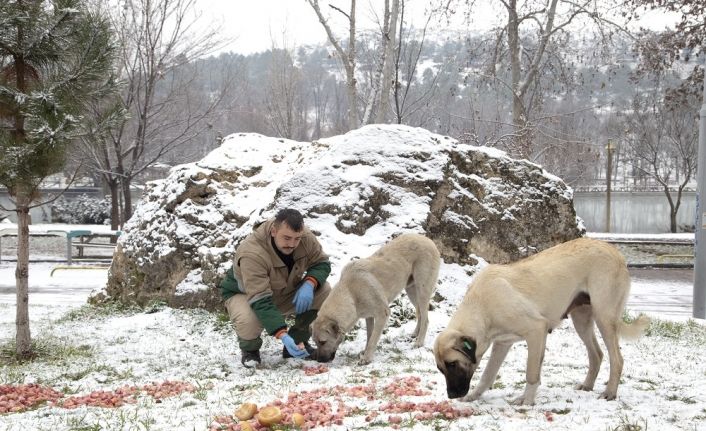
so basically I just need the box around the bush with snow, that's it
[50,194,111,225]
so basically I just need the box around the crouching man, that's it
[219,208,331,367]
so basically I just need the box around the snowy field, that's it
[1,256,705,431]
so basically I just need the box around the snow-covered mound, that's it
[94,125,583,309]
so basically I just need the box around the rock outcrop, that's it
[92,125,584,310]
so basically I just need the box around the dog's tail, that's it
[618,314,651,340]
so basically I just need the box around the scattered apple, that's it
[292,412,305,426]
[234,402,258,421]
[256,405,283,427]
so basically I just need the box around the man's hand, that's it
[292,279,315,314]
[280,334,309,359]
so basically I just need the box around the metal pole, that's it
[694,72,706,319]
[606,140,613,233]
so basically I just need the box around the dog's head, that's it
[310,315,345,363]
[433,329,480,399]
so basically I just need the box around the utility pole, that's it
[606,140,615,233]
[695,72,706,319]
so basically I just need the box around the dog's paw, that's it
[463,390,482,402]
[357,353,372,365]
[598,390,617,400]
[574,383,594,392]
[510,394,536,406]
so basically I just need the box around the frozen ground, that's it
[1,249,705,430]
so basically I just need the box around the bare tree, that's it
[76,0,229,227]
[264,49,306,140]
[391,1,444,125]
[440,0,626,158]
[359,0,400,124]
[375,0,400,123]
[623,85,698,232]
[307,0,359,130]
[301,52,335,140]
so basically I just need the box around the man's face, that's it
[271,222,303,255]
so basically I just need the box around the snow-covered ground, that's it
[1,251,705,430]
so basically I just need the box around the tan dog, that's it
[434,237,650,405]
[311,233,440,364]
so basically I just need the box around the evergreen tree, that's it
[0,0,118,358]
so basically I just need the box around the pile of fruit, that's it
[0,380,195,413]
[211,375,475,430]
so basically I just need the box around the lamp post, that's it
[694,71,706,319]
[605,139,616,233]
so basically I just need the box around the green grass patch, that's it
[666,394,697,404]
[551,407,572,415]
[491,380,506,390]
[0,336,93,367]
[56,301,142,323]
[212,310,233,332]
[605,415,648,431]
[57,363,135,384]
[644,318,706,342]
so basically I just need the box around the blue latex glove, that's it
[292,280,315,314]
[280,334,309,359]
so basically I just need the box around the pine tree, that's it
[0,0,118,359]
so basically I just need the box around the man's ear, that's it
[459,337,477,364]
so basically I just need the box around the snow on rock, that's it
[94,125,584,310]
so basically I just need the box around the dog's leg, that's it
[463,341,512,402]
[594,317,623,400]
[365,317,374,345]
[570,305,603,391]
[413,299,430,348]
[405,283,430,347]
[405,282,422,339]
[408,260,437,347]
[512,326,548,405]
[359,308,390,365]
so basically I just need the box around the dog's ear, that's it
[324,318,341,337]
[331,321,342,337]
[459,337,477,364]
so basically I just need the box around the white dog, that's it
[434,237,650,405]
[311,234,440,364]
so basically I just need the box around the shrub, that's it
[50,194,111,225]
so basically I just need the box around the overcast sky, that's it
[199,0,677,56]
[199,0,474,55]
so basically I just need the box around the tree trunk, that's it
[346,67,357,130]
[662,185,677,233]
[346,0,358,130]
[376,0,399,124]
[307,0,358,130]
[670,186,684,233]
[15,197,32,358]
[378,0,394,123]
[121,179,133,224]
[506,0,528,157]
[107,178,121,231]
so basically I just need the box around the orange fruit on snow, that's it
[292,412,306,426]
[256,405,283,426]
[233,402,258,421]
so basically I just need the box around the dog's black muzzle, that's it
[443,363,473,399]
[445,376,471,399]
[316,350,336,363]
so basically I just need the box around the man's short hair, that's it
[274,208,304,231]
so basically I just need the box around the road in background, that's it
[628,267,694,318]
